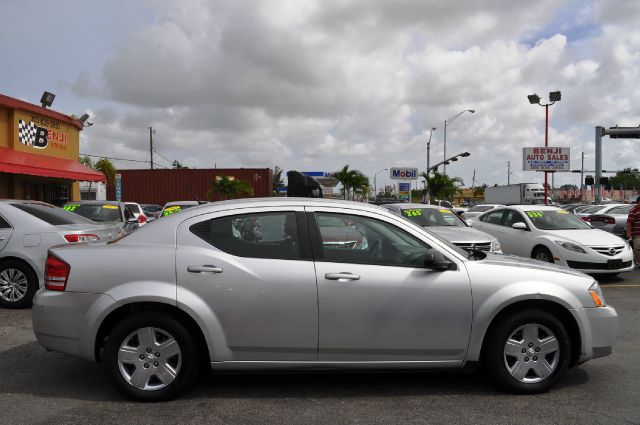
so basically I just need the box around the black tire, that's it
[531,246,553,263]
[484,309,571,394]
[104,312,200,401]
[0,260,39,309]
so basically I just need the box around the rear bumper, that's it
[32,290,118,361]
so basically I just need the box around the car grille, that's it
[566,260,632,270]
[455,242,492,252]
[589,245,626,256]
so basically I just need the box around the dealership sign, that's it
[523,147,570,172]
[16,114,68,151]
[390,167,418,180]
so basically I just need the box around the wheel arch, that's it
[530,243,552,258]
[94,302,210,366]
[478,299,582,368]
[0,255,38,277]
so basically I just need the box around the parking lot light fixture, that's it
[444,110,475,175]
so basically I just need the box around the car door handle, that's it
[325,272,360,281]
[187,265,223,274]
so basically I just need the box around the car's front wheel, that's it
[531,246,553,263]
[104,312,200,401]
[484,309,571,393]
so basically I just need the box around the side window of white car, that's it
[190,211,301,260]
[314,212,431,267]
[482,210,505,225]
[503,211,525,228]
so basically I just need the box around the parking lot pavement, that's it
[1,276,639,425]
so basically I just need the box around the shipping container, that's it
[107,168,273,205]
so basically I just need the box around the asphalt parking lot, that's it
[1,272,639,425]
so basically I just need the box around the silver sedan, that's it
[33,198,617,401]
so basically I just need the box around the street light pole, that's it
[425,127,436,201]
[374,168,388,200]
[443,109,475,175]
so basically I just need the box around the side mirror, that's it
[512,222,527,230]
[424,249,454,271]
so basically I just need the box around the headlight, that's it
[491,240,502,253]
[555,240,586,254]
[588,282,606,307]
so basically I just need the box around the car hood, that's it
[474,252,587,277]
[427,226,496,243]
[542,229,626,246]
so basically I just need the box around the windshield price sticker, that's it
[163,206,182,216]
[527,211,544,218]
[557,210,569,214]
[102,205,119,209]
[439,209,452,214]
[63,204,79,211]
[402,209,423,217]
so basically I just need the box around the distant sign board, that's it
[398,182,410,201]
[391,168,418,180]
[302,171,332,177]
[115,174,122,201]
[523,147,570,172]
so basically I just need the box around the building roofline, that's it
[0,92,83,130]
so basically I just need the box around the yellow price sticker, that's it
[163,206,182,216]
[63,205,79,211]
[402,209,423,217]
[557,210,569,214]
[102,205,119,209]
[527,211,544,218]
[439,209,452,214]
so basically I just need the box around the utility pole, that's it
[580,152,585,202]
[507,162,511,185]
[148,126,154,170]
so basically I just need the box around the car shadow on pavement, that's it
[0,342,592,402]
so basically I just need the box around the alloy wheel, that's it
[0,268,28,303]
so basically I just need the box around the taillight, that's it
[64,234,99,243]
[605,217,615,224]
[45,254,70,291]
[581,217,590,222]
[137,214,147,224]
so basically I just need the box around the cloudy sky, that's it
[2,0,640,190]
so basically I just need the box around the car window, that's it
[607,205,633,215]
[12,202,97,225]
[314,212,432,267]
[190,211,300,260]
[526,210,591,230]
[503,210,525,227]
[64,203,123,222]
[0,215,11,228]
[400,208,464,227]
[481,209,505,225]
[126,204,142,214]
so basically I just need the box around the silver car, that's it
[0,200,118,308]
[382,203,501,253]
[33,198,617,401]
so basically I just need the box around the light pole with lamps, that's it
[425,127,436,201]
[373,168,388,200]
[527,91,561,205]
[443,109,475,175]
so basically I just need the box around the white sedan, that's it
[472,205,634,274]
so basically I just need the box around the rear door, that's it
[175,206,319,361]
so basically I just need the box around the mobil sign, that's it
[390,167,418,180]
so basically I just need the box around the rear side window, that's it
[190,212,301,260]
[12,203,96,225]
[0,215,11,228]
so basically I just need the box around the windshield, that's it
[401,208,465,227]
[12,202,96,225]
[467,205,494,213]
[526,210,591,230]
[64,203,122,222]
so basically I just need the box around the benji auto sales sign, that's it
[523,147,570,172]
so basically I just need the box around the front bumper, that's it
[572,305,618,363]
[32,290,118,362]
[555,246,634,274]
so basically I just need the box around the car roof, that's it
[383,203,450,210]
[503,205,561,212]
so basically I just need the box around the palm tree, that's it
[94,158,117,186]
[272,166,284,194]
[421,171,463,203]
[350,171,370,201]
[207,176,254,201]
[332,165,354,199]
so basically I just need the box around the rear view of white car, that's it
[0,200,118,308]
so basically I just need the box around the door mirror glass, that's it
[423,249,453,271]
[512,222,527,230]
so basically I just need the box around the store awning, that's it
[0,147,106,182]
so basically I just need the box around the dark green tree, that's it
[207,176,254,201]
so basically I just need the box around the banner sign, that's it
[115,174,122,201]
[523,147,570,172]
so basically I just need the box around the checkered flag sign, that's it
[18,119,48,149]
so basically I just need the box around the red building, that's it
[108,168,273,205]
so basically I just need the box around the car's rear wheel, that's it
[0,260,38,309]
[532,246,553,263]
[484,309,571,393]
[104,312,199,401]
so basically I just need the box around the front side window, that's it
[314,212,432,267]
[526,210,591,230]
[503,210,526,228]
[400,208,465,227]
[190,211,300,260]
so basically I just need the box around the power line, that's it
[79,153,170,169]
[153,150,174,166]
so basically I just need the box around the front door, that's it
[175,207,318,361]
[308,209,472,363]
